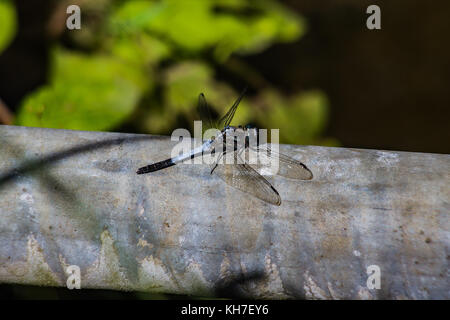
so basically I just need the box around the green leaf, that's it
[108,0,166,36]
[162,61,251,127]
[255,90,329,145]
[109,0,306,61]
[289,90,329,138]
[16,49,148,131]
[110,34,171,66]
[164,61,214,113]
[0,0,17,54]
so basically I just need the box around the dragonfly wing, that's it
[197,93,218,134]
[212,152,281,206]
[217,87,247,128]
[250,145,313,180]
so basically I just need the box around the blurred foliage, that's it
[17,49,147,130]
[0,0,17,54]
[108,0,303,61]
[255,89,335,145]
[15,0,336,146]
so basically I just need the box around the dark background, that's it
[1,0,449,153]
[248,0,450,153]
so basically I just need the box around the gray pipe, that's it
[0,125,448,299]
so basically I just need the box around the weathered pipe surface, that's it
[0,125,448,299]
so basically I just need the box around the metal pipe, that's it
[0,125,448,299]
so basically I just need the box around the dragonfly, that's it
[137,89,313,205]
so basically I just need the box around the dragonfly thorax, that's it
[215,125,260,152]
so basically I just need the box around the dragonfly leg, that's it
[210,151,226,174]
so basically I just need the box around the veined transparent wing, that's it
[211,151,281,206]
[217,87,247,128]
[196,93,220,135]
[248,144,313,180]
[196,88,247,135]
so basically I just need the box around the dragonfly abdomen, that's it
[136,159,175,174]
